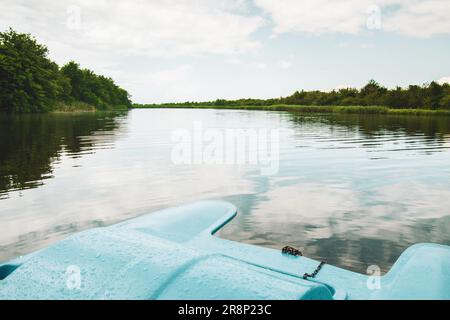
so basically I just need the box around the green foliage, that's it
[439,93,450,109]
[60,62,131,110]
[135,79,450,113]
[0,28,132,113]
[0,28,63,113]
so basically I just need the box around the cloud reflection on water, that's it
[1,110,450,274]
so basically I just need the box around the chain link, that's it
[303,261,326,280]
[281,246,326,280]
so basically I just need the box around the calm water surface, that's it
[1,109,450,274]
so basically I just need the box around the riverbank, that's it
[52,102,130,113]
[53,102,97,113]
[132,104,450,116]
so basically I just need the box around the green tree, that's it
[424,81,444,109]
[439,95,450,109]
[359,80,387,106]
[61,61,132,110]
[0,28,64,113]
[1,28,132,113]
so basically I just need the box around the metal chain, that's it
[281,246,326,280]
[302,261,326,280]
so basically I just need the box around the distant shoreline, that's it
[132,104,450,116]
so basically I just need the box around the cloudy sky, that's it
[1,0,449,103]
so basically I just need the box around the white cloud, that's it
[226,58,267,69]
[277,60,293,69]
[1,0,448,103]
[0,0,264,58]
[360,43,375,49]
[254,0,450,37]
[437,76,450,85]
[384,0,450,37]
[255,0,371,35]
[115,65,198,103]
[0,0,266,102]
[254,62,267,69]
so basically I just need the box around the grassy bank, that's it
[132,104,450,116]
[53,102,97,113]
[52,101,131,113]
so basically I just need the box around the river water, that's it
[1,109,449,274]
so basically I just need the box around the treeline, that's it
[0,28,132,113]
[137,80,450,110]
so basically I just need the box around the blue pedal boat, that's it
[1,201,449,300]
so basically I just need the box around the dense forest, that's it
[137,81,450,111]
[0,29,132,113]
